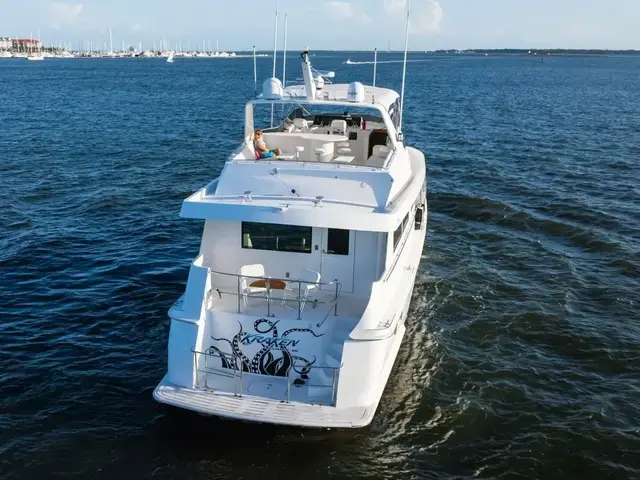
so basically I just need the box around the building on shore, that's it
[0,37,12,51]
[12,38,42,53]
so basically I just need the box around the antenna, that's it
[399,0,410,134]
[282,13,288,88]
[271,0,279,127]
[372,48,378,104]
[272,0,279,77]
[253,45,257,97]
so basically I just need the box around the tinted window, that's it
[393,223,403,250]
[326,229,350,255]
[393,212,411,251]
[242,222,312,254]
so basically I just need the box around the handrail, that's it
[193,348,243,395]
[208,268,339,287]
[316,281,342,328]
[193,348,341,406]
[207,269,341,321]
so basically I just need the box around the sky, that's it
[0,0,639,51]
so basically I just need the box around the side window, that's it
[326,229,350,255]
[393,223,403,250]
[393,211,412,251]
[242,222,312,254]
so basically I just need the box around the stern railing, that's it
[193,348,341,406]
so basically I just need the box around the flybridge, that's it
[256,48,401,112]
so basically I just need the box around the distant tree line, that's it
[433,49,640,55]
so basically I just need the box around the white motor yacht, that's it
[154,48,427,428]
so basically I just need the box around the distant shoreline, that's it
[336,49,640,56]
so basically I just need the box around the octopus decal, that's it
[207,319,323,380]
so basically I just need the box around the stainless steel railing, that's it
[193,348,244,395]
[206,269,342,322]
[192,348,341,406]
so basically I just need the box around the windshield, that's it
[251,102,387,133]
[285,104,384,130]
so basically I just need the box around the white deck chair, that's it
[331,119,347,136]
[282,269,321,313]
[293,118,309,132]
[239,264,268,307]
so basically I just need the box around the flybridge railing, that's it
[206,269,341,326]
[192,348,341,406]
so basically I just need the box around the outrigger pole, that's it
[399,0,411,135]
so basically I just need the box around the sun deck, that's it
[234,129,394,168]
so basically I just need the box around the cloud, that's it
[411,0,444,34]
[50,2,83,29]
[384,0,406,12]
[326,1,372,24]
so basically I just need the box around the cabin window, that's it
[415,206,424,230]
[241,222,312,254]
[393,212,411,251]
[393,223,403,250]
[326,229,350,255]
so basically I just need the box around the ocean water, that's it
[1,52,639,479]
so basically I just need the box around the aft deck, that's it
[205,283,365,326]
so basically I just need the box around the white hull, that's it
[154,48,427,428]
[154,323,407,427]
[154,151,426,427]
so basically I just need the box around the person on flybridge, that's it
[253,130,281,159]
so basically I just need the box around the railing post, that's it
[237,276,241,313]
[267,278,271,317]
[297,280,302,320]
[204,352,209,390]
[334,280,339,316]
[193,350,198,389]
[331,368,336,405]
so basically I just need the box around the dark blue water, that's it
[1,53,639,479]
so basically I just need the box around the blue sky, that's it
[1,0,639,50]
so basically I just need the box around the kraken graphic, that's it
[207,319,323,379]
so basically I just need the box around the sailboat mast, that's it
[372,48,378,104]
[253,45,258,97]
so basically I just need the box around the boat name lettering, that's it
[241,333,300,348]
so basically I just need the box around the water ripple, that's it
[1,53,639,479]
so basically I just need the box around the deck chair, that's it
[239,264,268,307]
[282,269,321,313]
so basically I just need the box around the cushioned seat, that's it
[293,118,309,132]
[367,144,390,167]
[331,119,347,136]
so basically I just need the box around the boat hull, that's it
[153,322,407,428]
